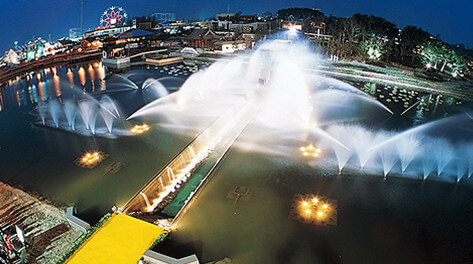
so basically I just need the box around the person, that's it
[0,249,6,262]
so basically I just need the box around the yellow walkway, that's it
[66,212,165,264]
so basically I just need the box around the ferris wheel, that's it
[99,6,128,28]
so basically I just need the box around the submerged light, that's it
[300,144,322,158]
[131,123,150,134]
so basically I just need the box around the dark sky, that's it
[2,0,472,53]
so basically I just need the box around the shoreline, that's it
[0,180,81,263]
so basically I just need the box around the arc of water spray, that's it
[400,101,420,116]
[311,126,349,150]
[461,110,473,120]
[99,104,119,119]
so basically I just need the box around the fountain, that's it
[34,93,127,137]
[142,78,169,101]
[55,38,468,184]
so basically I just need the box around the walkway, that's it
[65,212,165,264]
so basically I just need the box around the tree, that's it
[398,25,431,66]
[276,8,326,20]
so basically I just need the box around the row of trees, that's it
[278,8,472,77]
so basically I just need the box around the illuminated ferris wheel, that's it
[99,6,128,28]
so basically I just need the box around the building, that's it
[69,28,82,41]
[213,40,247,53]
[3,49,20,65]
[102,28,156,58]
[150,13,176,23]
[216,13,235,20]
[84,26,133,38]
[225,22,270,32]
[182,28,223,49]
[138,22,153,30]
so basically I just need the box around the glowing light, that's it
[300,144,322,158]
[100,6,128,28]
[292,194,337,226]
[131,123,151,134]
[289,25,298,35]
[426,62,432,69]
[75,151,108,168]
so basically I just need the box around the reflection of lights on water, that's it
[66,68,74,88]
[300,144,322,158]
[131,123,150,134]
[78,67,86,86]
[53,75,61,97]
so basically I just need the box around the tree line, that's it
[277,8,472,77]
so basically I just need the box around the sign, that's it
[15,225,25,245]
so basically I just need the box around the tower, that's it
[81,0,84,36]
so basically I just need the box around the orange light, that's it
[131,123,151,134]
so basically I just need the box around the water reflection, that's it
[78,66,86,88]
[15,90,21,106]
[66,68,74,88]
[53,75,61,97]
[37,81,46,101]
[356,81,458,125]
[0,61,107,108]
[95,62,106,91]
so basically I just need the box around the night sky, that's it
[1,0,472,53]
